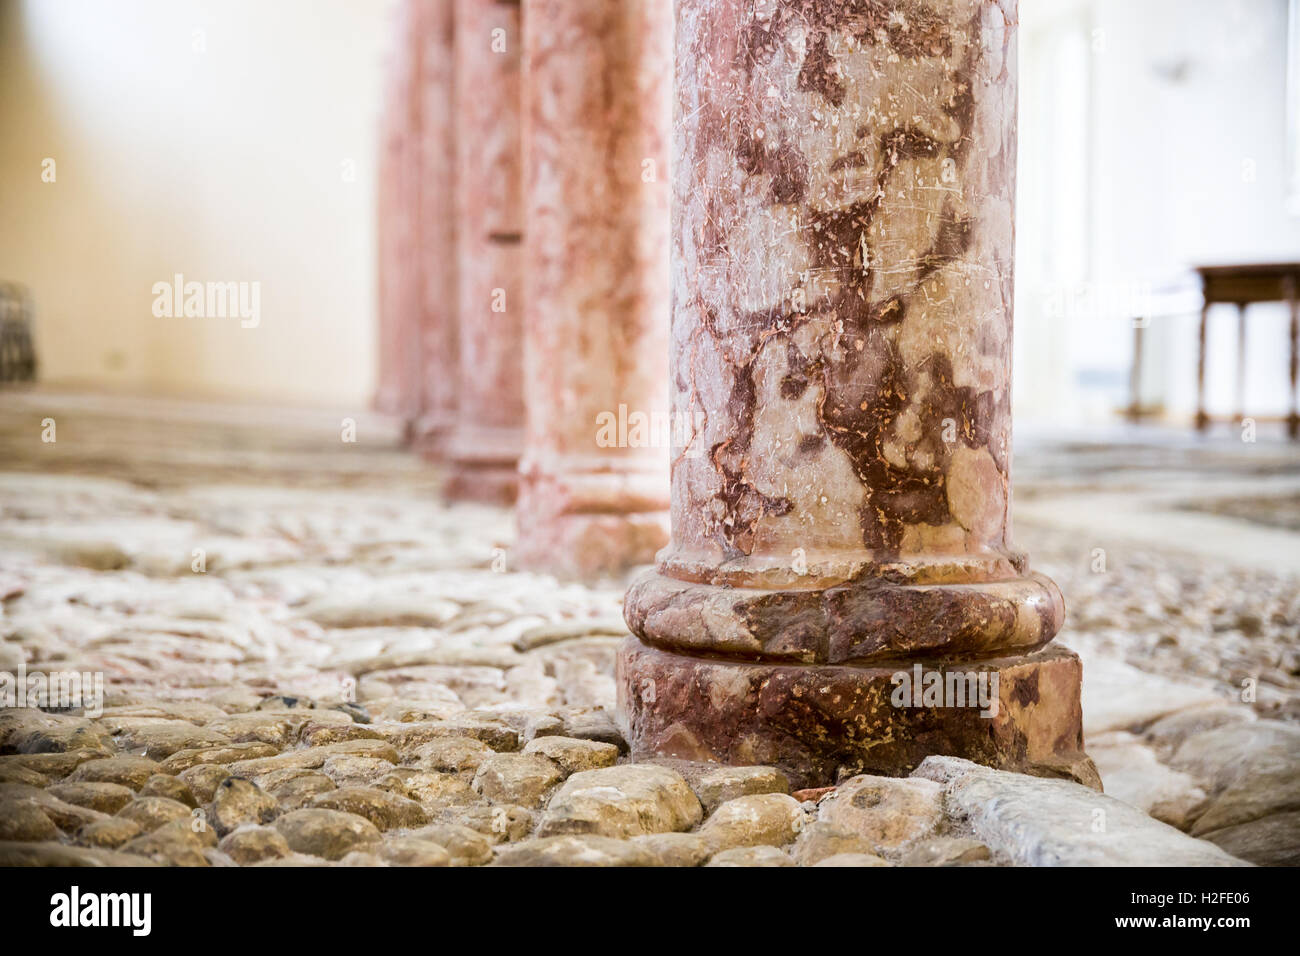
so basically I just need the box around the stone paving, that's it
[0,397,1295,865]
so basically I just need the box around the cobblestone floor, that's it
[0,395,1295,866]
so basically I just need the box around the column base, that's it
[515,511,668,581]
[514,459,669,580]
[624,567,1064,665]
[443,464,519,505]
[616,637,1097,791]
[443,425,522,505]
[411,411,456,461]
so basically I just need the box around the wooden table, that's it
[1194,262,1300,438]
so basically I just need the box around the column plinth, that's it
[514,0,672,578]
[618,0,1094,788]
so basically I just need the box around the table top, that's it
[1193,262,1300,304]
[1194,261,1300,278]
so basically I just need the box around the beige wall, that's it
[0,0,394,407]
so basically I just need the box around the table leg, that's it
[1235,302,1247,424]
[1289,286,1299,440]
[1127,319,1145,421]
[1196,302,1210,431]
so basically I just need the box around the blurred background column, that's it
[412,0,459,457]
[514,0,672,580]
[444,0,526,503]
[373,0,422,425]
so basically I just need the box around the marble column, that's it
[618,0,1095,789]
[412,0,459,456]
[514,0,672,579]
[374,0,422,425]
[444,0,526,503]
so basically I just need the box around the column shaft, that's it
[515,0,673,578]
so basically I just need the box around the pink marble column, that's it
[374,0,423,424]
[514,0,672,579]
[412,0,459,456]
[444,0,525,503]
[618,0,1094,788]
